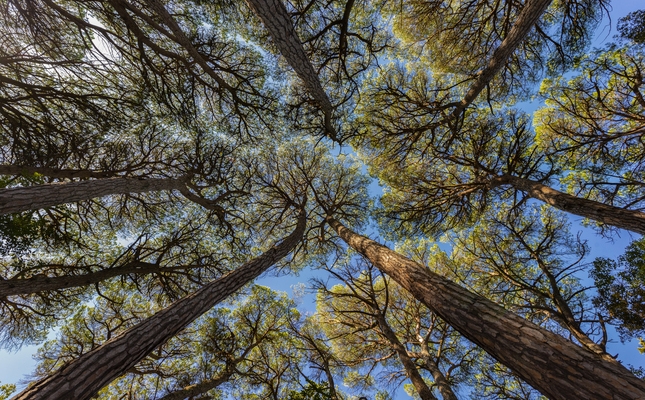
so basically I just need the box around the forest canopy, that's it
[0,0,644,399]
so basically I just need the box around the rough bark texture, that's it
[244,0,337,138]
[14,210,306,400]
[0,261,173,297]
[0,177,185,215]
[375,313,437,400]
[498,174,645,235]
[326,215,645,400]
[0,165,116,179]
[455,0,552,114]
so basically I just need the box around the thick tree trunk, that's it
[244,0,337,138]
[0,262,193,297]
[0,165,116,179]
[326,216,645,400]
[454,0,552,114]
[0,177,185,215]
[375,313,437,400]
[14,210,306,400]
[497,174,645,235]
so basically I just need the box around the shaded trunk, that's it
[0,165,116,179]
[14,210,306,400]
[454,0,552,114]
[326,215,645,400]
[0,177,186,215]
[498,174,645,235]
[244,0,337,138]
[0,261,190,297]
[375,313,437,400]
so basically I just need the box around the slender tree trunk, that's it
[326,215,645,400]
[420,354,457,400]
[0,262,196,297]
[415,333,458,400]
[0,165,116,179]
[497,174,645,235]
[13,210,306,400]
[375,313,437,400]
[0,177,185,215]
[454,0,552,114]
[156,370,234,400]
[521,236,612,359]
[244,0,337,138]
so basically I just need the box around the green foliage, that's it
[287,381,333,400]
[534,44,645,216]
[0,213,44,256]
[618,10,645,44]
[0,383,16,400]
[591,238,645,339]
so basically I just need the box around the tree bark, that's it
[244,0,337,138]
[375,313,437,400]
[454,0,553,115]
[497,174,645,235]
[326,215,645,400]
[13,209,306,400]
[420,354,457,400]
[0,177,186,215]
[0,261,190,298]
[156,369,234,400]
[0,165,116,179]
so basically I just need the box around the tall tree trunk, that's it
[0,262,194,297]
[497,174,645,235]
[0,177,186,215]
[454,0,552,115]
[375,313,437,400]
[0,165,116,179]
[326,215,645,400]
[244,0,337,139]
[14,209,306,400]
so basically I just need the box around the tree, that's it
[359,101,645,236]
[534,43,645,230]
[325,214,645,400]
[33,285,300,400]
[389,0,608,97]
[591,238,645,339]
[13,208,307,400]
[316,261,439,400]
[451,204,609,358]
[315,257,473,400]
